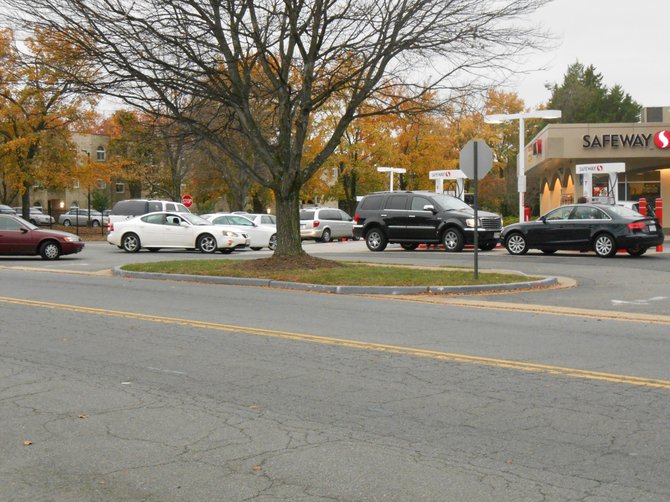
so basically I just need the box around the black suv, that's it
[353,191,502,252]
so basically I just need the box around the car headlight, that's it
[222,230,240,237]
[63,236,81,242]
[465,218,481,228]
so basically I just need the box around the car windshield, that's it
[181,213,212,225]
[429,194,472,211]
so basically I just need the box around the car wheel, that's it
[400,243,419,251]
[626,246,647,257]
[365,228,387,251]
[39,240,61,260]
[198,234,217,253]
[478,241,496,251]
[220,248,234,254]
[320,229,332,243]
[593,233,617,258]
[541,249,557,255]
[122,233,141,253]
[62,219,71,227]
[505,232,528,255]
[268,234,277,251]
[92,220,100,227]
[442,228,464,252]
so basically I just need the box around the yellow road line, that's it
[2,296,670,390]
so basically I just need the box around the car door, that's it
[529,206,575,247]
[161,213,195,247]
[320,209,342,238]
[380,194,409,239]
[566,205,608,248]
[0,216,39,254]
[339,210,354,238]
[407,195,439,240]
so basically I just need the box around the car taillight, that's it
[108,222,114,231]
[313,220,320,228]
[354,213,359,223]
[627,221,646,231]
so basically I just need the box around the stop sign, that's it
[181,194,193,208]
[459,140,493,180]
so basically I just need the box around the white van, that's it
[108,199,191,225]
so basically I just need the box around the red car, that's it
[0,214,85,259]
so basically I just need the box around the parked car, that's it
[58,208,108,227]
[242,213,277,228]
[202,213,277,250]
[0,204,16,215]
[616,200,656,218]
[353,191,502,252]
[108,199,191,225]
[14,207,55,226]
[107,211,249,253]
[0,214,84,259]
[300,207,354,242]
[501,203,664,257]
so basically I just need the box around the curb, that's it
[112,266,559,295]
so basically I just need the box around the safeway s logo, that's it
[654,130,670,149]
[596,165,604,171]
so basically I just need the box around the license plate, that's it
[649,224,656,232]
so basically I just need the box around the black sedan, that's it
[0,214,85,259]
[501,204,664,258]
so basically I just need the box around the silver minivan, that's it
[299,207,354,242]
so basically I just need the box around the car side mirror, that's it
[21,227,28,233]
[539,216,547,223]
[423,204,436,213]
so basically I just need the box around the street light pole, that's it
[484,109,561,223]
[376,166,407,192]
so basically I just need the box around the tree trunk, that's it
[273,188,304,257]
[21,182,32,220]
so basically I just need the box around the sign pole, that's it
[473,143,479,280]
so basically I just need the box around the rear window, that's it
[300,210,315,220]
[609,205,647,218]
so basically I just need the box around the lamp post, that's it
[377,166,406,191]
[484,109,561,223]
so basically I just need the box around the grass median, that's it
[120,255,538,287]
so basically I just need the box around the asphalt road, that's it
[1,241,669,500]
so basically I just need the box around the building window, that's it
[73,179,80,189]
[115,183,125,194]
[96,146,106,161]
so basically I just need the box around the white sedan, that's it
[202,213,277,251]
[107,211,249,253]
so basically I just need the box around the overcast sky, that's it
[510,0,670,109]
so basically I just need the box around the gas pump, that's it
[576,163,625,204]
[429,170,467,200]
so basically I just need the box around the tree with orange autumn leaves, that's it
[0,27,109,215]
[302,89,532,215]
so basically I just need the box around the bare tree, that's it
[5,0,550,256]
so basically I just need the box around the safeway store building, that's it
[525,106,670,227]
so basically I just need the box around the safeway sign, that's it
[181,194,193,208]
